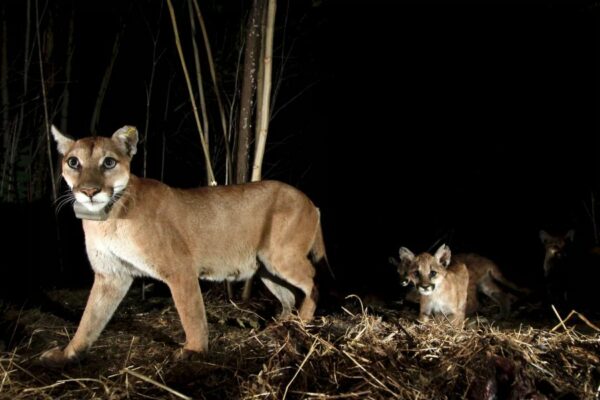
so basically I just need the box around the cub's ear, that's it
[398,247,415,264]
[112,126,138,157]
[565,229,575,242]
[388,256,400,267]
[434,244,451,267]
[51,125,75,155]
[539,230,551,244]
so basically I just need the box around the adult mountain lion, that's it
[41,125,326,366]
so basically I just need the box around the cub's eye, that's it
[66,157,80,169]
[103,157,117,169]
[429,270,437,278]
[412,271,419,278]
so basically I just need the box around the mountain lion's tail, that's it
[311,210,334,279]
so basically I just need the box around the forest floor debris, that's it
[1,285,599,399]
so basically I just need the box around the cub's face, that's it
[539,230,573,260]
[398,244,451,296]
[408,254,448,296]
[389,256,410,287]
[52,126,138,212]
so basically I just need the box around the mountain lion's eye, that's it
[430,270,437,278]
[103,157,117,169]
[413,271,419,278]
[67,157,80,169]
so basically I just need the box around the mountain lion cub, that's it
[399,244,468,327]
[41,125,326,366]
[393,251,525,317]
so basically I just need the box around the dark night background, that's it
[1,0,598,307]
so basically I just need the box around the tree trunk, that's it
[236,0,263,185]
[243,0,275,302]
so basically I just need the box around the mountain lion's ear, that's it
[434,244,451,268]
[539,230,551,245]
[112,126,138,157]
[51,125,75,155]
[565,229,575,242]
[398,247,415,264]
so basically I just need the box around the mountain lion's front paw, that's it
[172,347,203,362]
[39,346,79,368]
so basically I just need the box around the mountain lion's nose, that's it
[80,187,101,198]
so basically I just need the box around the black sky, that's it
[2,0,598,296]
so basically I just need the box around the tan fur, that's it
[389,256,421,304]
[399,245,468,327]
[40,126,326,366]
[395,251,526,317]
[453,253,525,317]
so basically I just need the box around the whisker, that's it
[54,190,76,215]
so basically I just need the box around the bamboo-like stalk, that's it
[190,0,231,184]
[143,26,161,179]
[226,41,246,299]
[166,0,216,186]
[18,0,32,139]
[187,0,209,153]
[160,75,174,182]
[1,124,16,200]
[90,25,124,135]
[35,0,56,201]
[1,4,9,200]
[141,11,164,302]
[591,192,598,246]
[59,7,74,134]
[251,0,276,183]
[1,5,8,135]
[252,0,267,176]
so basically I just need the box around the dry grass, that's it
[0,287,599,399]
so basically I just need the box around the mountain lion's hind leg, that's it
[258,268,296,318]
[260,252,317,321]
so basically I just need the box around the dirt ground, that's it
[1,283,599,399]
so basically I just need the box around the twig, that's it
[187,0,209,167]
[228,299,266,321]
[550,305,574,341]
[190,0,232,184]
[89,16,125,135]
[550,309,600,333]
[122,367,192,400]
[342,350,399,398]
[23,377,109,394]
[282,338,318,400]
[165,0,216,186]
[290,390,372,399]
